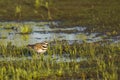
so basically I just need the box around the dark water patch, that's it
[16,32,32,35]
[34,29,82,34]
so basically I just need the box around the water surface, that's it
[0,21,115,46]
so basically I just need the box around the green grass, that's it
[0,41,119,79]
[19,24,32,34]
[0,0,119,35]
[0,0,119,79]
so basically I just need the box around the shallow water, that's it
[0,54,87,63]
[0,21,119,62]
[0,21,117,46]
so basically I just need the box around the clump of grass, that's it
[0,42,33,57]
[48,41,119,79]
[45,1,52,20]
[15,5,22,20]
[0,41,119,79]
[19,24,32,34]
[34,0,43,14]
[34,0,43,9]
[34,0,52,20]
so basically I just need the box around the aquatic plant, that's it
[19,24,32,34]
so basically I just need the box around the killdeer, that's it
[27,41,48,54]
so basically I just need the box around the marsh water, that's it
[0,21,120,62]
[0,21,119,45]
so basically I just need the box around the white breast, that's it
[37,49,47,53]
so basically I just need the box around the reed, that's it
[15,5,22,20]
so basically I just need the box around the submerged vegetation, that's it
[0,41,119,79]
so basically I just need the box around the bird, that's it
[27,41,48,54]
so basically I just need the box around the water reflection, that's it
[0,21,119,46]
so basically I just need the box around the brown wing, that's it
[34,43,43,50]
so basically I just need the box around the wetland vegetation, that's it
[0,0,120,80]
[0,41,119,80]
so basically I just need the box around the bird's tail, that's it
[27,45,34,49]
